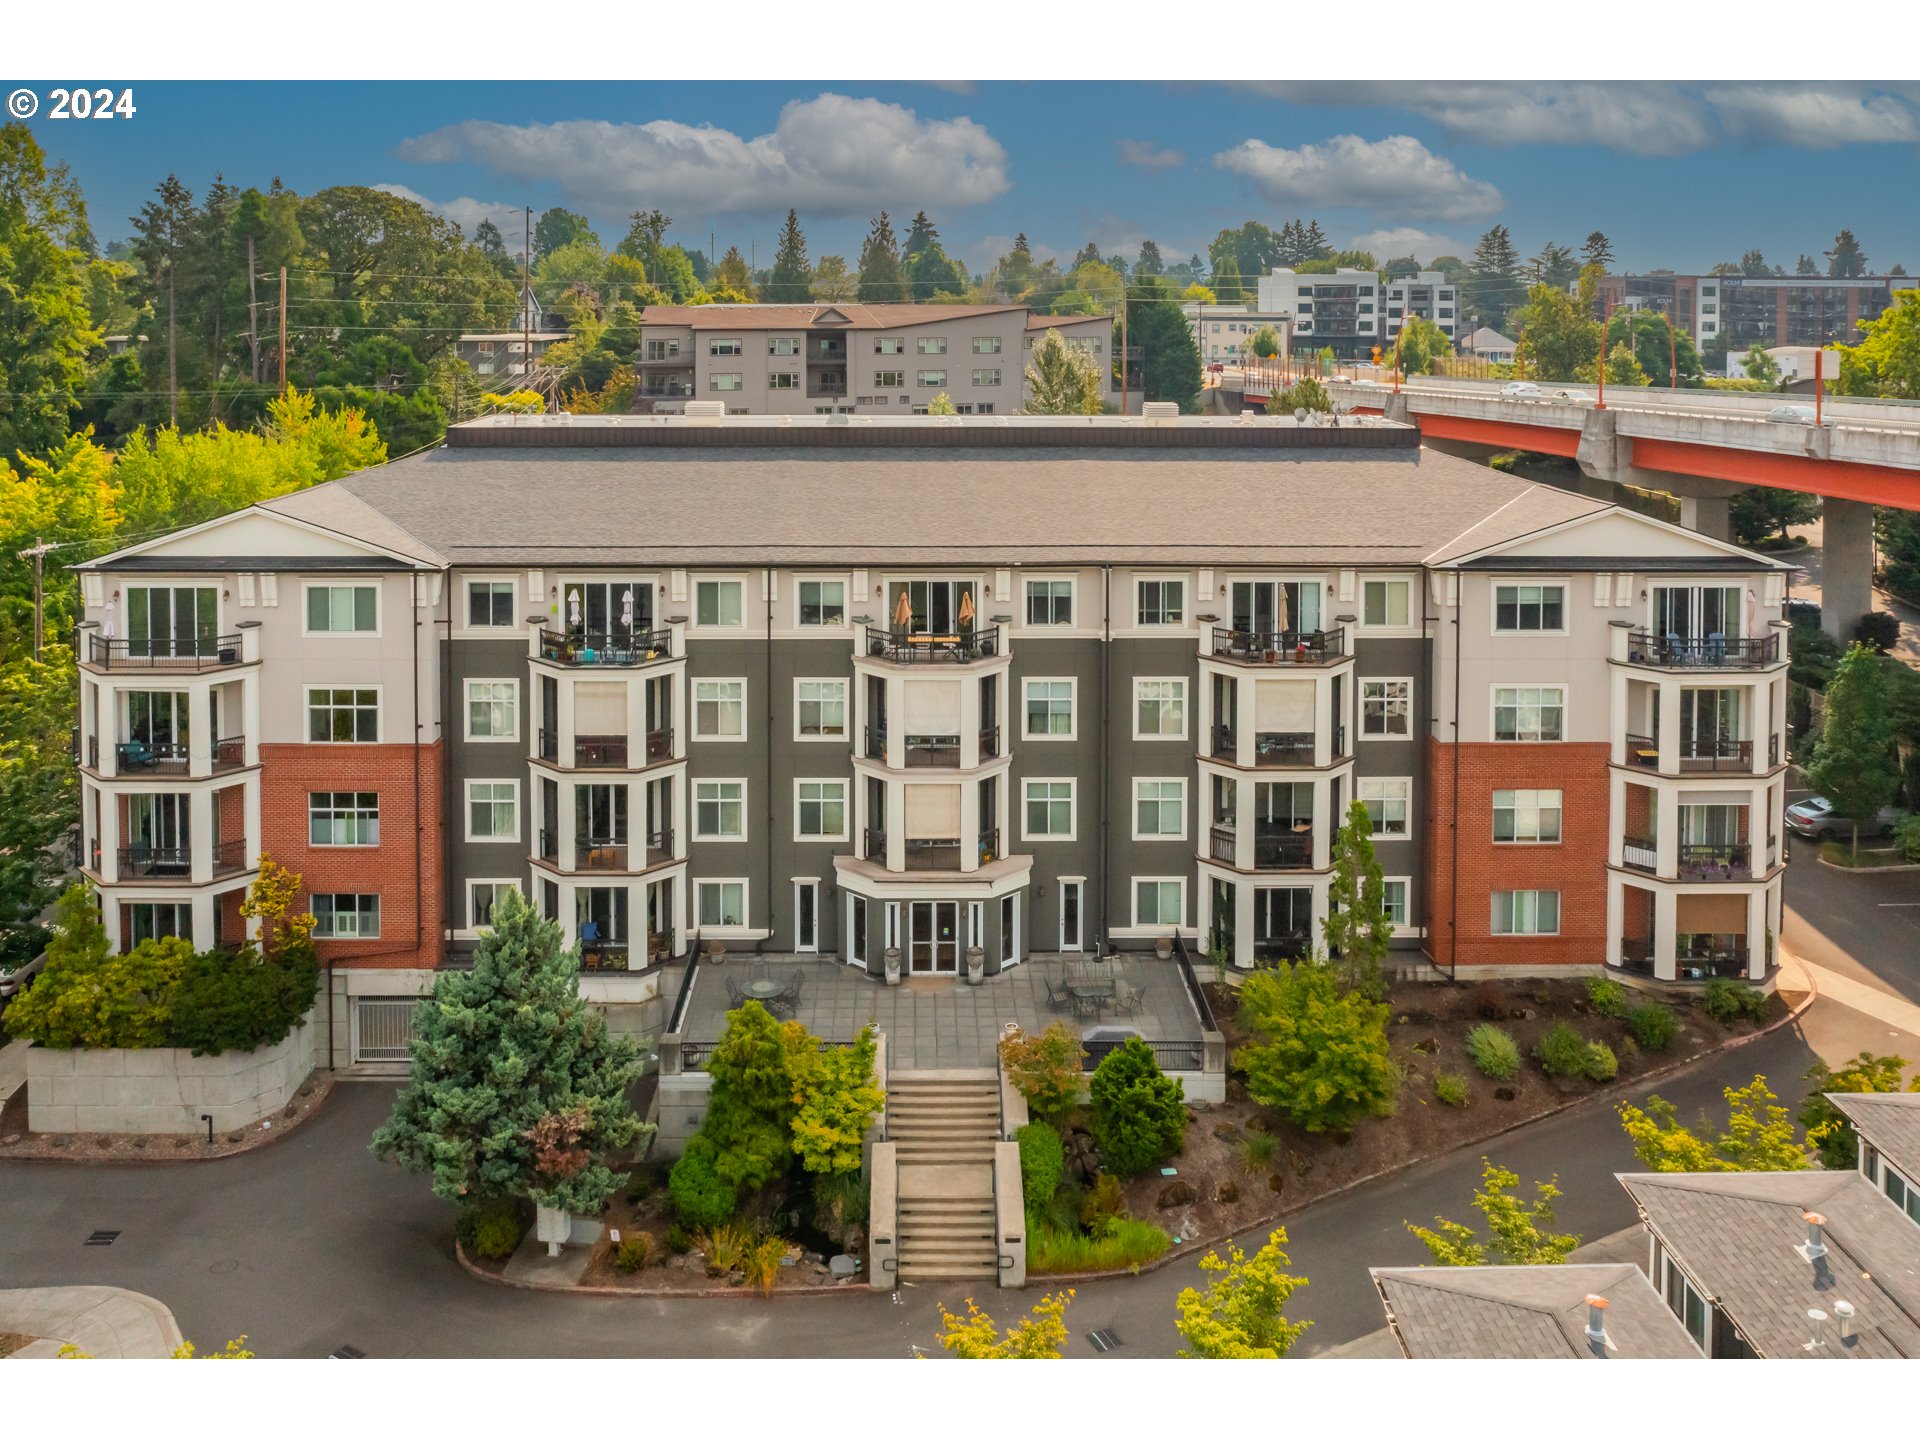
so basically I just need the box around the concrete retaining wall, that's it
[653,1070,712,1158]
[26,1011,318,1135]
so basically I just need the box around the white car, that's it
[1499,381,1542,399]
[1765,404,1819,424]
[1350,378,1382,389]
[1549,388,1593,403]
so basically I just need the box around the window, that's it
[1134,780,1186,839]
[971,368,1002,387]
[313,894,380,939]
[125,902,192,946]
[1491,889,1560,935]
[465,680,518,741]
[697,880,747,928]
[306,688,378,743]
[467,580,516,628]
[796,679,847,738]
[1493,789,1563,843]
[1494,583,1567,632]
[768,372,800,390]
[309,791,378,847]
[1023,679,1075,739]
[916,370,947,387]
[796,779,848,840]
[708,338,742,357]
[1359,778,1410,837]
[469,880,518,930]
[1382,878,1409,928]
[1494,686,1566,742]
[798,580,845,626]
[305,584,377,634]
[972,336,1002,354]
[709,373,743,392]
[1362,578,1411,627]
[695,780,745,839]
[875,369,905,388]
[1135,679,1187,739]
[1659,1250,1710,1352]
[644,339,679,361]
[695,579,743,626]
[694,680,745,739]
[1137,579,1184,627]
[467,780,519,842]
[769,337,800,356]
[916,337,948,355]
[1025,579,1073,626]
[1134,879,1184,927]
[1023,779,1075,840]
[1362,679,1411,737]
[876,337,904,355]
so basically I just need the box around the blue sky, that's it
[21,80,1920,275]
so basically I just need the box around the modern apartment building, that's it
[1254,268,1381,360]
[72,413,1791,1065]
[633,303,1111,416]
[1596,272,1914,351]
[1382,271,1461,343]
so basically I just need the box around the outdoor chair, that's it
[771,969,805,1019]
[1043,978,1070,1012]
[725,976,746,1009]
[1111,980,1145,1017]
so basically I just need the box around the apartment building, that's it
[1597,272,1914,350]
[1381,271,1460,343]
[1254,268,1381,360]
[72,413,1791,1065]
[1182,305,1298,365]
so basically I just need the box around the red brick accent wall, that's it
[1424,737,1610,971]
[259,741,444,969]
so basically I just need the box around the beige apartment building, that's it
[635,303,1114,415]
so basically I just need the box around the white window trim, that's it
[1022,676,1078,742]
[695,878,752,933]
[1360,677,1415,741]
[1492,788,1565,846]
[694,778,749,843]
[692,576,749,631]
[793,676,850,743]
[463,677,521,743]
[1490,684,1569,744]
[1021,574,1076,629]
[1131,875,1188,929]
[1132,676,1190,742]
[792,879,823,953]
[1491,888,1562,937]
[1382,875,1414,937]
[793,777,851,843]
[1131,777,1189,842]
[1133,574,1189,630]
[304,684,383,744]
[461,877,523,938]
[307,790,381,849]
[459,575,522,635]
[312,893,381,940]
[1058,876,1087,951]
[794,575,850,629]
[1359,575,1417,633]
[1359,776,1413,840]
[693,677,749,743]
[300,581,382,638]
[1021,777,1078,843]
[464,778,522,844]
[1490,578,1572,637]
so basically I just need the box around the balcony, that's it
[1210,626,1345,666]
[904,838,961,872]
[1623,835,1657,873]
[576,835,629,871]
[864,625,1001,665]
[538,727,559,763]
[864,724,888,762]
[117,845,192,879]
[905,734,960,769]
[638,381,693,398]
[575,735,627,768]
[1625,631,1779,670]
[979,725,1001,762]
[1211,725,1236,761]
[1679,739,1753,774]
[1254,933,1312,964]
[807,381,848,400]
[1678,843,1752,882]
[538,627,674,667]
[88,633,244,672]
[115,741,190,775]
[579,942,632,972]
[643,728,674,764]
[538,828,559,863]
[863,827,888,863]
[1625,732,1659,769]
[1208,826,1315,870]
[1254,732,1314,767]
[212,838,247,875]
[978,827,1001,865]
[809,340,848,363]
[214,737,246,772]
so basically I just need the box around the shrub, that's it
[664,1223,692,1255]
[1465,1024,1520,1080]
[787,1024,883,1178]
[1701,978,1767,1024]
[460,1204,524,1261]
[1468,981,1508,1021]
[1535,1022,1590,1079]
[810,1170,869,1248]
[1238,1128,1281,1173]
[1235,964,1398,1134]
[1855,610,1902,654]
[668,1136,738,1228]
[1079,1171,1126,1230]
[1088,1038,1187,1176]
[998,1022,1085,1120]
[1584,1041,1618,1083]
[4,888,183,1048]
[1433,1071,1470,1107]
[613,1235,651,1273]
[740,1234,787,1294]
[1800,1053,1918,1168]
[1626,1003,1678,1051]
[1895,812,1920,863]
[1586,977,1629,1019]
[698,1223,753,1277]
[167,941,320,1056]
[1016,1122,1065,1207]
[1028,1217,1171,1274]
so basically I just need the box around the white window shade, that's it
[903,785,962,838]
[574,682,627,733]
[1254,679,1315,731]
[903,680,963,734]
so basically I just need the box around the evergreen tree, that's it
[473,219,514,277]
[1023,327,1104,414]
[903,210,938,258]
[1323,798,1393,999]
[1796,253,1819,276]
[766,209,812,303]
[1740,248,1771,277]
[0,123,100,462]
[371,888,646,1213]
[616,209,672,281]
[1126,276,1203,410]
[713,245,755,300]
[1301,219,1330,262]
[1805,643,1899,854]
[1135,239,1164,275]
[1826,229,1869,278]
[533,208,597,263]
[1579,230,1614,271]
[996,233,1035,298]
[856,212,906,302]
[1467,224,1523,332]
[1211,255,1245,304]
[1530,241,1577,288]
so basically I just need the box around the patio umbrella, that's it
[893,588,913,631]
[1275,584,1290,636]
[102,597,115,639]
[568,590,582,628]
[957,590,976,629]
[621,587,634,630]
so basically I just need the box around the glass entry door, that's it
[909,900,959,974]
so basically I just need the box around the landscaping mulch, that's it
[1118,977,1794,1254]
[566,1182,863,1294]
[0,1331,38,1359]
[0,1073,334,1162]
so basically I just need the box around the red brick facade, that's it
[259,741,444,969]
[1424,736,1611,971]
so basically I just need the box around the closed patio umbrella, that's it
[957,590,976,630]
[1275,584,1290,636]
[893,588,913,631]
[621,587,635,631]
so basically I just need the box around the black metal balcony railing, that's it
[1626,631,1779,669]
[118,845,192,878]
[1209,826,1237,864]
[1253,933,1312,963]
[212,838,248,874]
[1210,626,1345,666]
[1254,831,1315,869]
[1768,733,1780,768]
[863,827,888,863]
[1212,724,1237,761]
[979,725,1001,762]
[1676,943,1751,980]
[1333,723,1347,759]
[646,827,674,864]
[1679,738,1753,773]
[645,727,674,763]
[1617,942,1656,976]
[1678,843,1752,880]
[1625,732,1659,769]
[116,740,190,774]
[88,633,243,671]
[576,835,630,871]
[538,726,559,763]
[1253,732,1314,766]
[575,734,628,768]
[538,828,559,862]
[86,734,99,769]
[579,941,631,972]
[978,827,1001,864]
[863,724,889,761]
[866,625,1001,664]
[213,736,246,771]
[904,838,962,871]
[1622,835,1658,872]
[638,382,692,398]
[538,627,674,667]
[905,735,961,768]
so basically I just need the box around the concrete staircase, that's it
[888,1070,1002,1283]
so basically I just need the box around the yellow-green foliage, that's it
[4,886,186,1048]
[936,1291,1075,1358]
[1028,1218,1170,1275]
[788,1024,884,1176]
[1406,1158,1580,1266]
[1234,963,1397,1133]
[1174,1229,1311,1358]
[1618,1075,1811,1172]
[998,1021,1086,1120]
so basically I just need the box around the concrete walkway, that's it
[0,1286,185,1358]
[1780,944,1920,1037]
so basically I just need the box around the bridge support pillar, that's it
[1677,494,1732,542]
[1820,496,1877,642]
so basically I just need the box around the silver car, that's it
[1783,795,1897,839]
[1765,404,1818,424]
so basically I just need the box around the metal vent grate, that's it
[1086,1328,1121,1353]
[330,1344,365,1359]
[85,1230,120,1246]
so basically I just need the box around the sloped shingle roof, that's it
[1372,1263,1698,1359]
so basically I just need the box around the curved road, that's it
[3,850,1915,1359]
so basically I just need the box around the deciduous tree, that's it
[533,208,597,262]
[1617,1075,1811,1172]
[1805,642,1899,853]
[1174,1230,1311,1358]
[1022,327,1104,415]
[1836,288,1920,400]
[938,1291,1073,1358]
[1407,1159,1579,1265]
[1323,799,1393,999]
[0,123,100,460]
[1799,1052,1919,1169]
[1234,960,1397,1133]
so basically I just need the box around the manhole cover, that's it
[1087,1328,1121,1352]
[209,1259,238,1274]
[330,1344,365,1359]
[85,1230,120,1246]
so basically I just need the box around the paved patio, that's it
[670,953,1208,1071]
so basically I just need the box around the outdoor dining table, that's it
[1064,960,1116,1000]
[741,976,788,1003]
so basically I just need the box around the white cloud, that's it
[923,80,977,95]
[1117,139,1185,169]
[395,93,1010,218]
[1213,134,1503,223]
[373,184,525,248]
[1704,83,1920,147]
[1348,227,1460,262]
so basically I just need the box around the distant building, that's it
[1721,344,1839,388]
[1597,271,1914,350]
[1254,268,1381,361]
[452,292,566,381]
[1179,305,1297,366]
[1463,327,1517,365]
[1382,271,1461,344]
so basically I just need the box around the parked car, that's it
[1206,362,1224,374]
[1765,404,1819,424]
[0,950,46,1000]
[1350,378,1382,389]
[1783,795,1898,839]
[1499,381,1542,399]
[1549,388,1592,403]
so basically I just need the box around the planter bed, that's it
[0,1072,333,1160]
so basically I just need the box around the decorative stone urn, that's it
[1155,935,1174,959]
[883,946,903,986]
[965,945,986,985]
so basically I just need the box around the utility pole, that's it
[17,537,55,659]
[1119,302,1129,415]
[278,267,288,398]
[247,234,260,384]
[522,207,532,392]
[167,265,178,425]
[1596,298,1612,410]
[1668,318,1678,389]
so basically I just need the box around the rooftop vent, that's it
[1141,401,1180,425]
[1798,1211,1829,1262]
[1582,1293,1609,1346]
[682,401,726,426]
[1805,1308,1828,1351]
[1834,1299,1856,1343]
